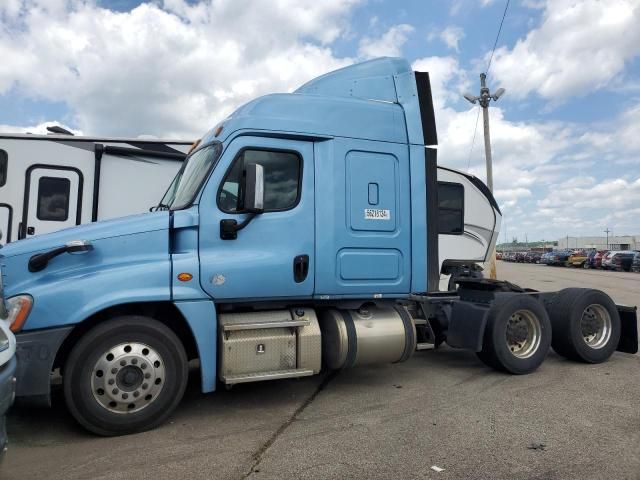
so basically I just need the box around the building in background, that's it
[556,236,640,251]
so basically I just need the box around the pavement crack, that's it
[242,371,338,478]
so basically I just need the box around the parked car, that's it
[539,252,553,265]
[601,251,618,270]
[526,252,542,263]
[0,308,17,460]
[584,250,604,269]
[632,252,640,273]
[547,250,572,266]
[611,251,636,272]
[567,250,590,268]
[514,252,527,263]
[592,250,609,269]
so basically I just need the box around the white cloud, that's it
[429,26,465,53]
[358,24,414,59]
[0,0,360,137]
[2,0,640,241]
[490,0,640,100]
[414,49,640,240]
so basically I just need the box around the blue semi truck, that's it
[0,58,637,436]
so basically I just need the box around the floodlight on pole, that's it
[492,87,506,100]
[463,93,479,104]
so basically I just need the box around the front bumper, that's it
[0,355,17,461]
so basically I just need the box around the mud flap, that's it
[446,301,489,352]
[616,305,638,354]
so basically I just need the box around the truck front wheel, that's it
[63,316,188,436]
[476,295,551,374]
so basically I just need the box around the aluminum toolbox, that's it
[218,309,321,384]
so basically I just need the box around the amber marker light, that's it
[8,295,34,333]
[187,139,201,155]
[177,273,193,282]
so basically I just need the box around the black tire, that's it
[64,316,188,436]
[476,295,551,374]
[546,288,620,363]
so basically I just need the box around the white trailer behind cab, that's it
[0,133,191,245]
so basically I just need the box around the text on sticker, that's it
[364,208,391,220]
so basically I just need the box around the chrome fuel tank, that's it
[319,304,416,369]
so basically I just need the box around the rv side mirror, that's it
[243,163,264,214]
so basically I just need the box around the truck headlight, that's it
[5,295,33,333]
[0,327,8,353]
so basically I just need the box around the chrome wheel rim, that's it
[506,309,542,359]
[581,304,612,349]
[91,343,165,414]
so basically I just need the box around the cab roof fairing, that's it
[202,57,438,148]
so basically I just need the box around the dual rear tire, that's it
[476,295,551,374]
[546,288,621,363]
[476,289,621,373]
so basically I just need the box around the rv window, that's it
[219,149,301,213]
[437,182,464,235]
[0,150,7,187]
[37,177,71,221]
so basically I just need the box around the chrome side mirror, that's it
[243,163,264,214]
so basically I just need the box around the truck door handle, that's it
[293,255,309,283]
[27,226,35,236]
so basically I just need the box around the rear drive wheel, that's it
[547,288,620,363]
[64,316,188,436]
[476,295,551,374]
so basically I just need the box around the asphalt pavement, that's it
[1,262,639,480]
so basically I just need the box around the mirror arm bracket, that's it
[28,241,93,273]
[220,213,257,240]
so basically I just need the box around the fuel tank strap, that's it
[339,309,358,369]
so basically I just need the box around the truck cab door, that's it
[198,136,315,300]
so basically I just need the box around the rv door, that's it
[20,166,82,239]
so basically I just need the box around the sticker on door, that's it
[364,208,390,220]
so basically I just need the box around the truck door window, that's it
[0,150,7,187]
[219,149,301,213]
[437,182,464,235]
[37,177,71,221]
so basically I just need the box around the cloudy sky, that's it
[1,0,639,242]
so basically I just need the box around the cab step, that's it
[222,368,315,385]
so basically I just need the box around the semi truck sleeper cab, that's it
[0,57,636,436]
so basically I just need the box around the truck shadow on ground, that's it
[7,346,562,445]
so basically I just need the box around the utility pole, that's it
[464,75,505,278]
[604,228,610,249]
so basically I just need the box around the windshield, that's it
[162,142,222,210]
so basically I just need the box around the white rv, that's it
[0,132,191,245]
[436,166,501,289]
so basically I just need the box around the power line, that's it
[486,0,510,76]
[466,109,481,171]
[465,0,510,171]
